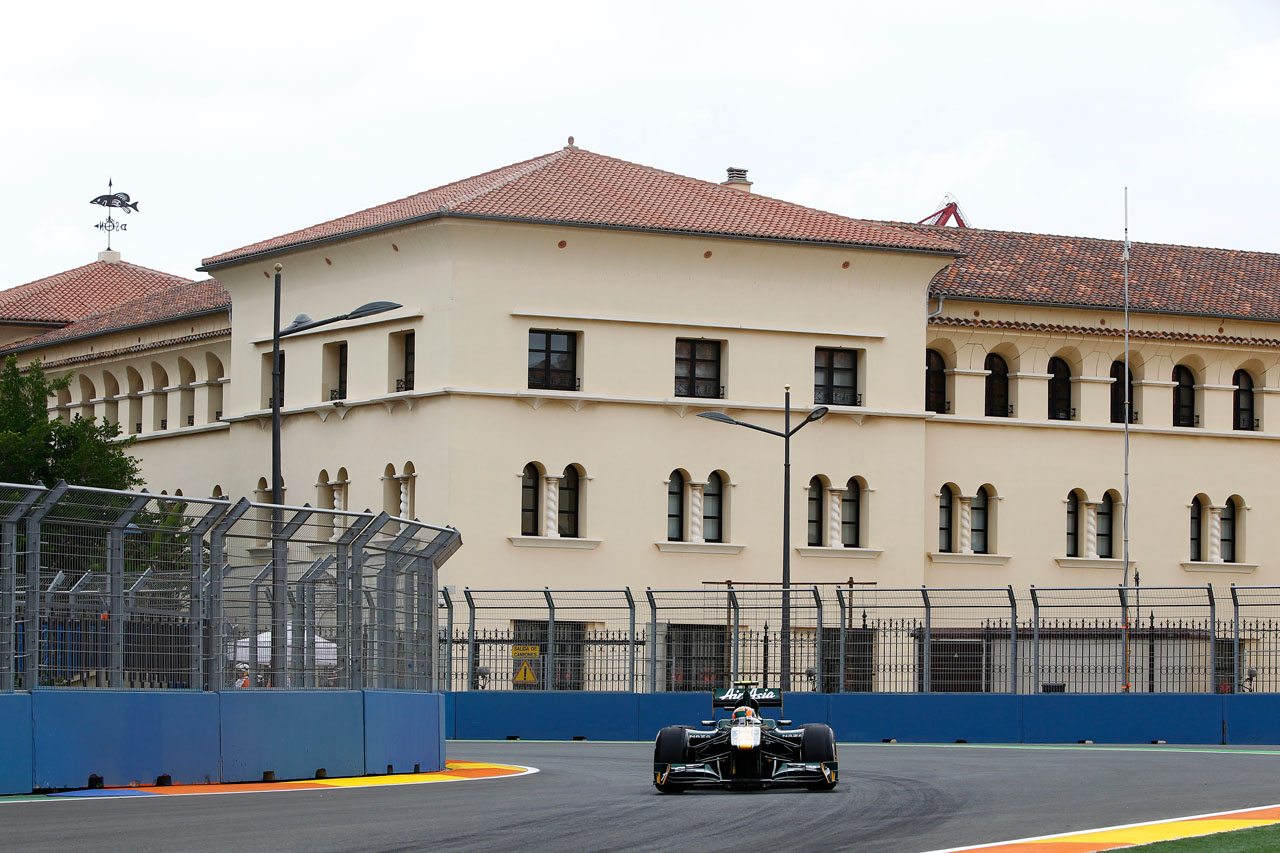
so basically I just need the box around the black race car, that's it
[652,681,837,792]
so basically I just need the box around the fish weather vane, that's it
[90,178,140,250]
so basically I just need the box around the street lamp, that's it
[269,263,401,687]
[698,385,828,691]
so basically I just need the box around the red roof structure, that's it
[1,279,228,355]
[890,223,1280,322]
[0,259,193,326]
[201,146,961,268]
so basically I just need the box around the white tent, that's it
[231,625,337,666]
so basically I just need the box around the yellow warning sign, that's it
[514,661,538,684]
[512,645,540,659]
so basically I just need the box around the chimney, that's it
[721,167,753,192]
[98,249,121,264]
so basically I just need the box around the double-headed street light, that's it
[269,263,401,687]
[698,386,828,691]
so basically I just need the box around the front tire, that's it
[800,724,838,791]
[653,725,689,793]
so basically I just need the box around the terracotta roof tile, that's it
[931,315,1280,349]
[202,147,960,267]
[1,279,228,355]
[0,260,192,325]
[889,223,1280,321]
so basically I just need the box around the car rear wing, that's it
[712,686,783,708]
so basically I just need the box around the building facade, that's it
[6,144,1280,598]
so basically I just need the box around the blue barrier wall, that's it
[363,691,445,774]
[446,692,1280,745]
[220,690,365,783]
[32,690,221,790]
[0,689,446,794]
[0,693,33,795]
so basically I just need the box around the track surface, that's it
[5,742,1280,852]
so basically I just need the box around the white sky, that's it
[3,0,1279,289]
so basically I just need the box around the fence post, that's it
[728,588,739,683]
[1,487,43,694]
[208,498,250,690]
[465,588,476,691]
[1118,585,1130,693]
[544,588,556,692]
[812,587,823,693]
[349,512,392,690]
[1030,586,1040,693]
[1231,584,1241,694]
[1007,585,1018,695]
[294,557,327,688]
[837,588,848,694]
[187,501,228,691]
[106,492,149,689]
[378,526,416,690]
[646,588,657,693]
[247,563,273,686]
[1206,584,1216,695]
[920,586,931,694]
[624,587,636,693]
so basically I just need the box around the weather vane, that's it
[90,178,140,250]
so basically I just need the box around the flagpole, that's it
[1122,188,1133,693]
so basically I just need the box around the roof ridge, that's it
[889,220,1280,258]
[443,148,570,210]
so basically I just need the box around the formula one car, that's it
[652,681,837,792]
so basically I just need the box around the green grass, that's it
[1125,824,1280,851]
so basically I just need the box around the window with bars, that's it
[1190,496,1203,561]
[667,470,684,541]
[1110,361,1134,424]
[938,485,954,553]
[925,349,947,414]
[841,478,861,547]
[558,466,580,537]
[971,487,990,554]
[324,341,348,401]
[529,329,578,390]
[807,476,824,546]
[1234,370,1255,431]
[814,348,858,406]
[402,332,415,391]
[1066,491,1080,557]
[704,472,724,543]
[1098,493,1115,558]
[1221,499,1237,563]
[521,463,539,535]
[675,339,722,398]
[1172,365,1195,427]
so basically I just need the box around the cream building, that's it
[6,144,1280,597]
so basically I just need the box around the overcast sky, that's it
[4,1,1278,289]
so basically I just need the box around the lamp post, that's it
[269,262,401,687]
[698,386,828,691]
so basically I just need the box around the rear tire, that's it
[653,726,689,793]
[800,724,838,791]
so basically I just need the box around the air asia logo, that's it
[717,687,778,702]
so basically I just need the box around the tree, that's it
[0,355,141,489]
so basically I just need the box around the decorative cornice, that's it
[930,315,1280,349]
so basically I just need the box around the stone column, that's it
[957,496,974,554]
[1135,379,1174,428]
[165,385,184,429]
[1207,505,1223,563]
[1013,371,1050,420]
[688,482,705,543]
[826,487,844,547]
[193,381,213,426]
[948,369,986,418]
[1199,385,1233,432]
[542,475,561,537]
[1076,376,1111,424]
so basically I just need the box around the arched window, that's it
[1234,370,1255,431]
[1110,361,1134,424]
[558,466,579,537]
[704,472,724,543]
[1221,499,1237,563]
[972,486,990,554]
[667,470,685,541]
[1066,491,1080,557]
[938,485,954,553]
[1172,365,1195,427]
[925,350,947,414]
[521,463,540,536]
[1048,358,1072,420]
[807,476,824,547]
[841,478,861,547]
[1097,493,1115,559]
[985,354,1009,417]
[1189,496,1203,562]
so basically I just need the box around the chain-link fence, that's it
[0,481,460,692]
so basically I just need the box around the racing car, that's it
[652,681,837,792]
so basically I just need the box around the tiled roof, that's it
[1,279,228,355]
[202,146,961,267]
[0,260,192,325]
[889,223,1280,321]
[931,316,1280,349]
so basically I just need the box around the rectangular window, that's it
[324,341,347,401]
[675,339,721,398]
[814,348,858,406]
[1097,499,1113,558]
[403,332,415,391]
[263,351,285,408]
[529,329,578,390]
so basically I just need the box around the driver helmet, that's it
[731,706,755,721]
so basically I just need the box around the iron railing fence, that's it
[0,481,460,692]
[439,584,1276,694]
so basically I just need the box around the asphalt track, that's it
[5,742,1280,852]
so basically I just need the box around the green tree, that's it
[0,355,141,489]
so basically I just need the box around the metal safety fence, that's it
[1,481,460,692]
[438,583,1280,694]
